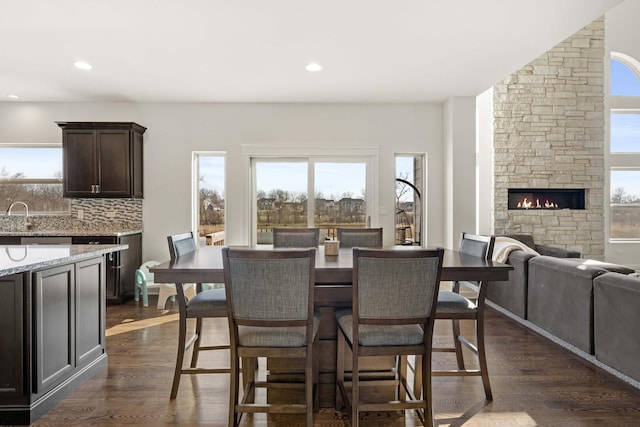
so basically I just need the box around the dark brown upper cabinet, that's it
[57,122,146,198]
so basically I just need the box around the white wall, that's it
[0,102,446,262]
[443,97,477,249]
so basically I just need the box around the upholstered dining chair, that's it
[416,232,496,401]
[335,247,445,427]
[272,227,320,248]
[337,227,383,248]
[167,232,229,399]
[222,247,319,427]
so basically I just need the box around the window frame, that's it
[608,52,640,242]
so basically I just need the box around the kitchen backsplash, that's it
[0,199,142,232]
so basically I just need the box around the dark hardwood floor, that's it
[17,296,640,427]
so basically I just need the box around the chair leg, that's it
[134,284,141,302]
[398,356,407,401]
[421,350,434,427]
[190,317,203,368]
[336,331,345,409]
[452,319,465,370]
[306,345,314,427]
[352,344,359,427]
[170,313,188,399]
[229,351,240,427]
[413,355,423,400]
[476,315,493,401]
[142,285,149,307]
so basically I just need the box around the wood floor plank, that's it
[13,298,640,427]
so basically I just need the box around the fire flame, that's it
[516,198,559,209]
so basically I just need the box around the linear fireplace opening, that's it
[508,188,586,210]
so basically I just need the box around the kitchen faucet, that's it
[6,201,31,228]
[6,201,29,217]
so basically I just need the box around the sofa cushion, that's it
[594,272,640,382]
[506,234,536,250]
[575,259,635,274]
[527,256,609,354]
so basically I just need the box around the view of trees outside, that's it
[197,155,225,242]
[0,147,69,213]
[610,56,640,239]
[610,171,640,238]
[255,160,367,241]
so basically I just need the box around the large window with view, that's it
[252,157,370,244]
[609,53,640,241]
[0,146,70,213]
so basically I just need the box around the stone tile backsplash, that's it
[0,198,142,232]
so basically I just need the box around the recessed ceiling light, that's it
[73,61,93,70]
[305,62,322,72]
[7,94,19,99]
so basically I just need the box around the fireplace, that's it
[508,188,586,210]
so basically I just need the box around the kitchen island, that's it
[0,243,127,425]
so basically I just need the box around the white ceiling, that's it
[0,0,623,103]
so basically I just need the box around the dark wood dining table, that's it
[151,244,512,285]
[151,244,512,406]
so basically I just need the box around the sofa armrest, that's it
[535,244,581,258]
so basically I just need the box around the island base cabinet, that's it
[0,274,25,402]
[0,256,107,425]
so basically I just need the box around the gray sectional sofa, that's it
[487,234,580,319]
[486,234,640,384]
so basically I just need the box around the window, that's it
[611,55,640,96]
[395,154,425,245]
[609,53,640,240]
[0,145,70,213]
[251,154,373,244]
[193,153,225,246]
[610,170,640,238]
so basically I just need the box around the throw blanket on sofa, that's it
[492,236,540,263]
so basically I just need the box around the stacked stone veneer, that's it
[493,18,605,259]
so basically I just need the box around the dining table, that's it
[151,244,513,407]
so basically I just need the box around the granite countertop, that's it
[0,229,142,237]
[0,244,128,276]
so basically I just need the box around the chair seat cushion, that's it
[238,312,321,347]
[436,290,476,314]
[186,287,227,318]
[334,309,424,346]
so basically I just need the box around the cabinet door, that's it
[63,130,97,197]
[34,264,75,394]
[0,273,25,401]
[75,257,105,367]
[97,130,131,197]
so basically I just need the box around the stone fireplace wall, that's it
[493,18,605,259]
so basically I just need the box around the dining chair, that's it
[416,232,496,401]
[222,247,319,427]
[272,227,320,248]
[337,227,383,248]
[167,232,229,399]
[335,247,445,427]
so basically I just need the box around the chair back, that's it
[353,248,444,325]
[168,232,197,260]
[272,228,320,248]
[458,232,495,260]
[222,247,316,327]
[337,228,383,248]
